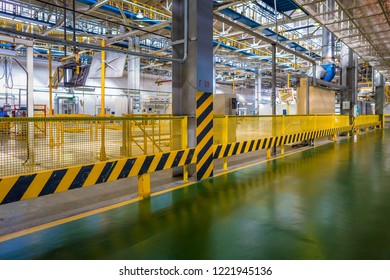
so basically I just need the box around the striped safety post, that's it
[195,92,214,180]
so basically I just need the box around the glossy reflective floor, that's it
[1,130,390,260]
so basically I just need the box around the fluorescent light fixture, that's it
[136,10,144,19]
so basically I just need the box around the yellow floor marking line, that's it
[0,139,339,242]
[0,197,141,243]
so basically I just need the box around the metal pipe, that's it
[271,43,277,156]
[306,76,346,90]
[63,0,67,57]
[182,0,188,63]
[49,49,53,117]
[100,39,107,161]
[0,26,188,63]
[322,28,334,63]
[321,0,335,63]
[214,14,316,64]
[273,0,278,43]
[73,0,76,51]
[272,44,277,116]
[306,76,310,114]
[101,39,105,116]
[49,48,54,146]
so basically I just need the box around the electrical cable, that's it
[1,57,14,89]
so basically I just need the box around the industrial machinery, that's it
[53,54,90,88]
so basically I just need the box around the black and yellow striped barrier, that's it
[214,127,351,159]
[0,148,195,205]
[196,92,214,180]
[0,116,382,206]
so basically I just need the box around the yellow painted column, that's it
[48,49,54,147]
[138,173,151,199]
[181,116,188,181]
[223,115,228,170]
[281,115,285,155]
[99,39,107,161]
[287,72,291,88]
[286,72,291,115]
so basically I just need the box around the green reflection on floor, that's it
[1,130,390,260]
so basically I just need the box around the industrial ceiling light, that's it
[136,10,144,19]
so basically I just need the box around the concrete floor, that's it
[0,139,327,237]
[0,130,388,259]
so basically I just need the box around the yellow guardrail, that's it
[354,115,381,127]
[214,115,351,145]
[0,116,186,178]
[0,114,383,180]
[384,114,390,125]
[0,114,385,205]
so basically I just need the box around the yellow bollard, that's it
[223,116,228,171]
[181,117,189,181]
[281,115,285,155]
[266,148,271,159]
[138,173,151,199]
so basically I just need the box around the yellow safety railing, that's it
[354,115,381,127]
[0,116,186,178]
[214,115,351,144]
[384,114,390,125]
[0,114,384,179]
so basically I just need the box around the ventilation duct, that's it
[320,0,336,82]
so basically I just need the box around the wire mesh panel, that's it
[0,116,186,178]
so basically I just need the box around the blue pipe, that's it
[321,64,336,82]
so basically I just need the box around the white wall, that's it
[1,57,299,116]
[0,57,172,115]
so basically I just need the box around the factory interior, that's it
[0,0,390,261]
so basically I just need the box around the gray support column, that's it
[375,70,385,115]
[340,44,357,118]
[172,0,214,180]
[255,68,262,115]
[128,36,140,112]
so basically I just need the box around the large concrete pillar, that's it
[340,44,357,117]
[172,0,214,180]
[375,70,385,115]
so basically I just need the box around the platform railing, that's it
[0,116,186,178]
[354,115,381,128]
[214,115,351,145]
[0,114,384,205]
